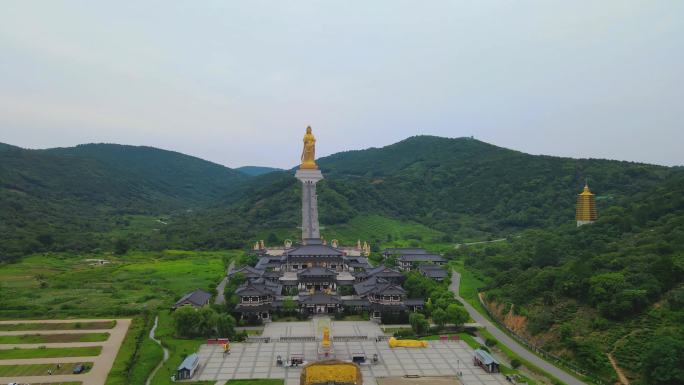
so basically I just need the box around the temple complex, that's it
[228,127,427,322]
[576,182,598,226]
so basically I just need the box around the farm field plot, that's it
[0,361,93,376]
[0,333,109,344]
[0,346,101,359]
[0,322,116,332]
[0,318,130,385]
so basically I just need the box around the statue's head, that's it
[306,126,312,134]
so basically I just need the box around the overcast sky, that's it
[1,1,682,168]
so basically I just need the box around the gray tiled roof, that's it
[418,264,448,278]
[284,244,344,256]
[174,289,211,307]
[297,266,336,277]
[299,293,342,305]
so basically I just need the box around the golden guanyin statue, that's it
[300,126,318,169]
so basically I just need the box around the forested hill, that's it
[236,166,284,176]
[160,136,673,249]
[0,143,249,259]
[459,169,684,384]
[0,136,677,259]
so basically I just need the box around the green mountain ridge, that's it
[160,136,671,250]
[0,143,248,258]
[236,165,284,176]
[1,136,675,259]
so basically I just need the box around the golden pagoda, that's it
[576,182,598,226]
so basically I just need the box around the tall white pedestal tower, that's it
[295,169,323,244]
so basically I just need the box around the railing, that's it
[280,336,316,342]
[246,336,271,343]
[477,293,607,385]
[332,335,368,341]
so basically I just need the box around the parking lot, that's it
[196,319,513,385]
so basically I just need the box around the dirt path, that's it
[145,315,169,385]
[0,318,131,385]
[607,353,630,385]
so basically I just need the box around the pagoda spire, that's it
[576,181,598,226]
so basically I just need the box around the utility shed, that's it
[473,349,500,373]
[177,353,199,380]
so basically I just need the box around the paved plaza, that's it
[196,319,513,385]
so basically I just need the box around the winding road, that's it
[450,271,586,385]
[215,260,235,305]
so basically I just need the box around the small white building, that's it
[176,353,199,380]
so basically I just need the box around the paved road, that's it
[215,260,235,305]
[450,271,586,385]
[0,318,131,385]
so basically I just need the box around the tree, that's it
[445,304,469,327]
[197,307,218,337]
[216,314,236,338]
[642,336,684,385]
[432,308,448,328]
[173,306,201,337]
[283,298,297,315]
[113,238,129,255]
[409,312,429,335]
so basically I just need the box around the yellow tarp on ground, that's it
[388,337,428,348]
[300,359,362,385]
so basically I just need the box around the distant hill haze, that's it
[0,136,675,259]
[236,166,284,176]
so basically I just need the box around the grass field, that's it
[0,362,93,376]
[0,346,101,359]
[0,321,116,331]
[256,215,446,248]
[105,315,163,385]
[149,310,206,385]
[447,259,490,315]
[0,250,240,319]
[0,332,109,344]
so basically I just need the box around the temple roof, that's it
[228,266,264,279]
[297,266,337,277]
[174,289,211,308]
[299,293,342,305]
[284,244,344,257]
[365,266,404,278]
[235,279,281,296]
[418,264,449,279]
[354,276,406,297]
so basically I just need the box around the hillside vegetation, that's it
[458,171,684,384]
[158,136,670,250]
[1,135,682,384]
[0,143,247,260]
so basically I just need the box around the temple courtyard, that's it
[197,319,512,385]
